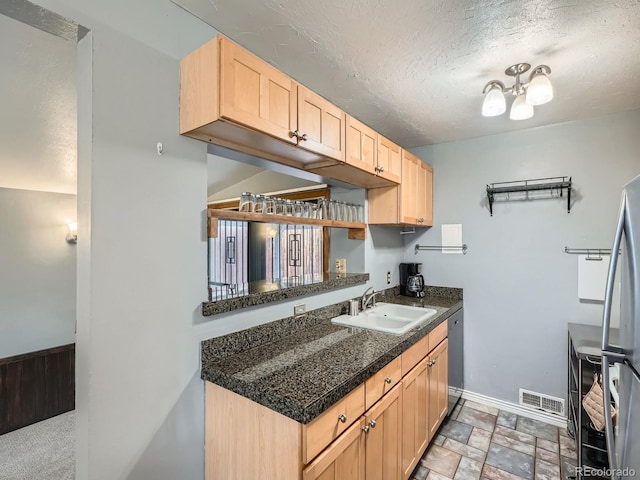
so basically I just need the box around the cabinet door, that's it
[297,85,346,161]
[303,418,366,480]
[219,37,297,144]
[401,358,429,480]
[365,384,402,480]
[417,162,433,226]
[400,151,420,224]
[428,339,449,441]
[345,115,377,173]
[377,135,402,184]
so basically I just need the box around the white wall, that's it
[21,2,403,479]
[21,1,217,479]
[408,109,640,405]
[0,188,77,357]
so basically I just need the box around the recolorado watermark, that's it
[577,466,637,478]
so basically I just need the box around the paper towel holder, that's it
[563,246,618,261]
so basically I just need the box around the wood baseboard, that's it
[0,343,75,434]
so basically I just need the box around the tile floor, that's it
[410,400,577,480]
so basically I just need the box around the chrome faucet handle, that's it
[361,287,378,310]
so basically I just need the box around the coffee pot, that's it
[399,263,425,297]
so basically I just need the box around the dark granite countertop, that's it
[201,286,462,424]
[203,272,369,316]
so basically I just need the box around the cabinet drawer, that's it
[402,334,429,377]
[429,320,448,350]
[303,383,365,464]
[364,356,401,410]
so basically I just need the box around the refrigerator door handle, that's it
[602,191,626,351]
[601,191,627,478]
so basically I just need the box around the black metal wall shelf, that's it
[486,176,572,216]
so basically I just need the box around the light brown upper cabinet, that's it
[181,35,344,169]
[309,115,399,189]
[376,135,402,184]
[368,150,433,226]
[346,116,378,174]
[218,36,297,145]
[296,84,346,161]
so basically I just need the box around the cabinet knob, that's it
[428,360,435,367]
[300,133,308,141]
[289,130,300,139]
[418,218,424,223]
[368,420,377,428]
[362,425,370,434]
[338,414,347,423]
[378,166,384,173]
[385,377,392,384]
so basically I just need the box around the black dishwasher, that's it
[447,309,464,415]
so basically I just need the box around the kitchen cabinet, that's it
[401,358,429,480]
[218,35,297,145]
[377,134,402,184]
[204,320,448,480]
[345,116,377,174]
[304,383,402,480]
[297,85,346,161]
[367,150,433,226]
[303,384,366,464]
[303,418,366,480]
[400,320,447,480]
[364,384,402,480]
[309,115,399,189]
[181,35,345,171]
[181,35,405,189]
[428,338,448,440]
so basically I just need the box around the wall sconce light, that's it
[66,222,78,244]
[482,63,553,120]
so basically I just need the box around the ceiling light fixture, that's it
[481,63,553,120]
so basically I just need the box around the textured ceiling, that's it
[0,13,77,194]
[174,0,640,147]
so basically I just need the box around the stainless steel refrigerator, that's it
[601,174,640,479]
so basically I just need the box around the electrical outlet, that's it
[335,258,346,273]
[294,303,306,316]
[387,271,391,285]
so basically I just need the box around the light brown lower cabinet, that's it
[205,330,448,480]
[401,358,429,480]
[304,383,403,480]
[303,418,367,480]
[364,384,402,480]
[428,338,449,440]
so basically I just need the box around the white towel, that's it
[578,254,609,301]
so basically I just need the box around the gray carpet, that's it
[0,411,74,480]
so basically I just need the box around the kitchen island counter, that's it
[200,286,462,424]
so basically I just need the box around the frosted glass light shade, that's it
[510,94,534,120]
[526,73,553,106]
[482,85,506,117]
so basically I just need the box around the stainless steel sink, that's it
[331,302,437,335]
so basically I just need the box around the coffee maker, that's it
[399,263,425,297]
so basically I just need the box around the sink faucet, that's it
[361,287,378,311]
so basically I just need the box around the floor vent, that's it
[519,389,565,415]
